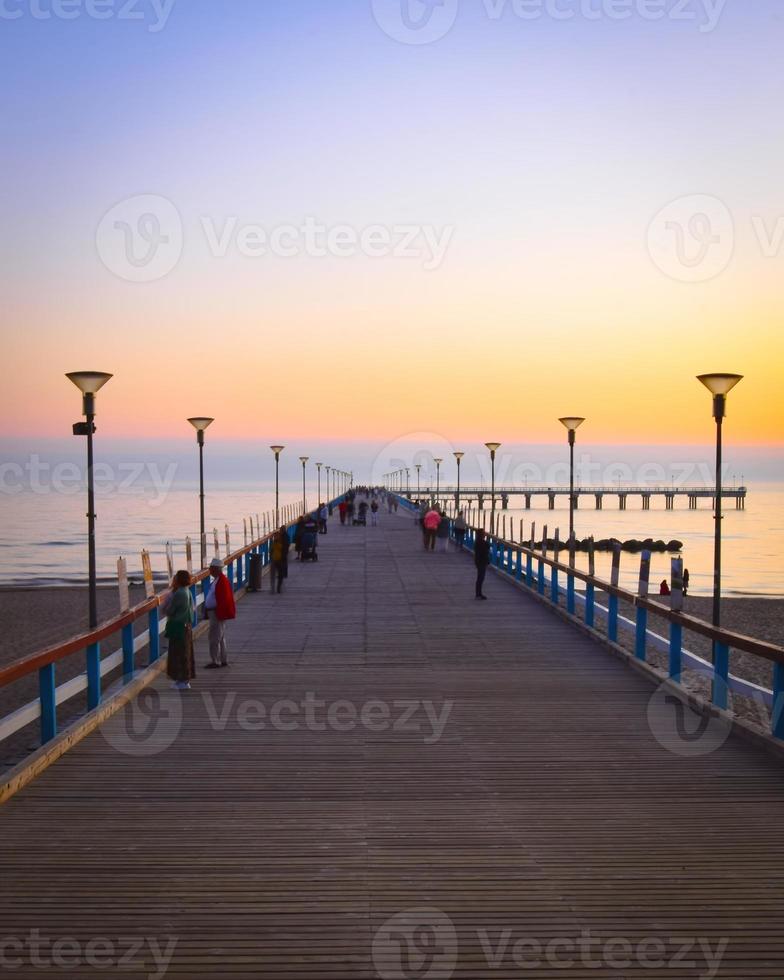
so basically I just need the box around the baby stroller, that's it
[355,503,368,526]
[300,526,319,561]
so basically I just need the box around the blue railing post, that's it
[148,606,160,664]
[86,642,101,710]
[515,549,523,581]
[712,642,730,710]
[669,623,683,681]
[585,583,595,628]
[608,595,619,642]
[566,573,575,615]
[526,553,534,587]
[537,559,545,595]
[39,664,56,744]
[772,663,784,740]
[191,584,199,628]
[634,605,648,661]
[122,623,135,682]
[228,561,235,591]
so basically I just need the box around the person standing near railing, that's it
[453,511,467,550]
[270,527,290,594]
[437,511,451,552]
[163,570,196,690]
[474,529,490,600]
[204,557,236,669]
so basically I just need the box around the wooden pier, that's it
[1,505,783,977]
[415,485,748,510]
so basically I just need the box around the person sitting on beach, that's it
[163,570,195,690]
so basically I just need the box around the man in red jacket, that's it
[204,557,236,669]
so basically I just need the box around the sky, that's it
[1,0,782,456]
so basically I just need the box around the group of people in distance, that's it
[417,501,489,599]
[337,488,389,527]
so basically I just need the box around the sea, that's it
[0,482,782,597]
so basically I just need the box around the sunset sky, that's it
[2,0,782,449]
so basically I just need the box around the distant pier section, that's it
[417,485,748,511]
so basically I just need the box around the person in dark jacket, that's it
[270,527,290,594]
[474,529,490,600]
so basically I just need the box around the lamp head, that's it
[66,371,113,416]
[434,457,443,465]
[558,417,585,432]
[697,373,743,419]
[453,451,464,461]
[188,417,214,445]
[485,442,501,457]
[300,456,309,465]
[270,445,285,458]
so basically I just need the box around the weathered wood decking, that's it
[1,507,783,978]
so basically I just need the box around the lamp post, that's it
[697,373,743,636]
[188,417,215,568]
[485,443,501,534]
[325,466,331,503]
[66,371,113,629]
[270,446,285,527]
[406,468,410,495]
[415,463,421,499]
[434,458,442,504]
[316,462,323,507]
[558,417,585,540]
[453,451,464,513]
[299,456,309,514]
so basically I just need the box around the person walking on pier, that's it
[370,497,379,526]
[437,511,450,552]
[204,557,236,668]
[423,506,440,551]
[338,500,347,526]
[454,510,467,550]
[318,503,328,535]
[474,529,490,600]
[163,570,196,690]
[270,527,290,594]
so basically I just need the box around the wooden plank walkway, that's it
[1,505,784,978]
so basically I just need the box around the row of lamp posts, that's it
[68,371,741,668]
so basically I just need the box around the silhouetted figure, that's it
[474,529,490,600]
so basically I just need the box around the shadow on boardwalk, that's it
[1,508,783,978]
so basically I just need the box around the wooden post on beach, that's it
[185,537,193,576]
[213,529,220,558]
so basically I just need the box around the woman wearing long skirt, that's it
[164,570,196,690]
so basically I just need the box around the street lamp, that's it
[434,458,443,503]
[270,446,285,527]
[66,371,113,630]
[316,462,323,506]
[299,456,309,514]
[415,463,422,499]
[697,373,743,639]
[558,417,585,540]
[453,451,464,513]
[485,443,501,534]
[188,417,215,568]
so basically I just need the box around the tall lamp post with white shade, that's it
[270,446,285,527]
[697,373,743,638]
[300,457,310,514]
[558,417,585,540]
[485,442,501,534]
[316,462,323,506]
[434,458,443,503]
[188,417,215,569]
[66,371,113,630]
[453,451,464,514]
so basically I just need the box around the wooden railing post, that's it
[669,558,684,681]
[550,529,560,605]
[585,537,595,628]
[538,525,547,596]
[713,643,730,711]
[122,623,135,682]
[608,543,621,643]
[634,550,651,661]
[567,533,576,615]
[148,606,160,664]
[86,642,101,710]
[39,664,56,744]
[527,523,535,587]
[772,664,784,740]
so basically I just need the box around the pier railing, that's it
[399,496,783,742]
[0,499,342,752]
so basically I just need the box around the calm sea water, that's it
[0,483,782,596]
